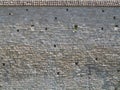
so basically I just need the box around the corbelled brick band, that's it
[0,0,119,6]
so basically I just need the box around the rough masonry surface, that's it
[0,7,120,90]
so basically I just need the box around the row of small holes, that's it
[7,9,118,75]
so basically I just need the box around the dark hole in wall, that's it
[31,25,34,27]
[75,62,79,65]
[113,16,116,20]
[101,27,104,30]
[54,44,56,47]
[102,10,105,12]
[45,27,48,30]
[115,25,118,27]
[57,72,60,75]
[95,58,98,60]
[117,69,120,72]
[74,24,78,30]
[17,29,19,32]
[66,8,69,11]
[9,13,13,15]
[2,63,5,66]
[54,17,57,20]
[26,9,29,11]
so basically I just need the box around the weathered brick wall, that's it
[0,7,120,90]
